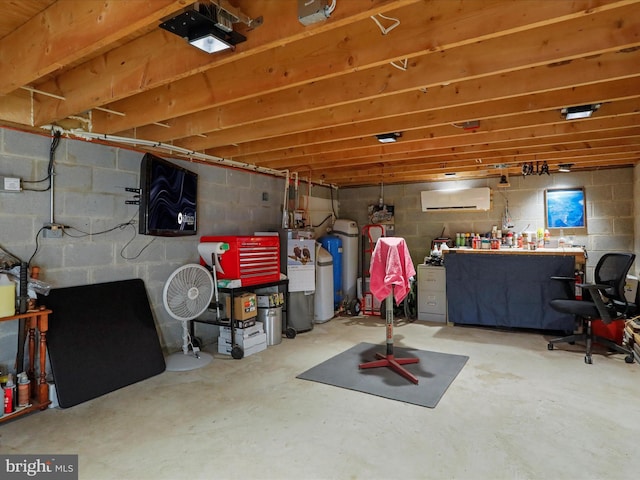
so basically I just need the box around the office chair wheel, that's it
[625,354,634,364]
[547,343,554,350]
[584,354,592,364]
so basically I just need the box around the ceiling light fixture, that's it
[189,28,235,53]
[375,132,402,143]
[497,174,510,188]
[561,103,601,120]
[160,3,248,53]
[558,163,573,172]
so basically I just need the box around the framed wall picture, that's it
[544,187,587,234]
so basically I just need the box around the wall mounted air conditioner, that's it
[420,187,491,212]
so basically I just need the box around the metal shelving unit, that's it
[190,279,290,359]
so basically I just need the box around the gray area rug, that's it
[297,342,468,408]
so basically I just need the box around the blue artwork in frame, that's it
[544,187,587,233]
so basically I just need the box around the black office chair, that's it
[548,252,636,364]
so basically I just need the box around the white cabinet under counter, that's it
[417,264,447,323]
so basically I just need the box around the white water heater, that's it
[332,219,359,302]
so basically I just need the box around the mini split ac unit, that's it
[420,187,491,212]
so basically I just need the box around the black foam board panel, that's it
[39,278,166,408]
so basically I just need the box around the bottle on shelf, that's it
[456,233,464,247]
[17,372,30,407]
[4,374,15,414]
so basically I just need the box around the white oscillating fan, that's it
[163,263,214,371]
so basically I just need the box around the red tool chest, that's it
[199,235,281,286]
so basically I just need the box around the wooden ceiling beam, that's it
[250,99,640,168]
[174,3,640,151]
[271,129,640,173]
[0,91,33,126]
[328,155,638,188]
[132,45,640,144]
[209,65,640,160]
[32,0,417,126]
[320,152,640,184]
[255,118,640,171]
[99,0,634,135]
[89,0,432,133]
[0,0,190,96]
[203,78,640,168]
[329,155,639,186]
[280,146,640,183]
[315,146,640,180]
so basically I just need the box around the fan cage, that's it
[163,264,214,321]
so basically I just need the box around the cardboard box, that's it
[220,323,264,340]
[219,331,266,349]
[257,292,284,308]
[217,339,267,357]
[225,293,257,320]
[624,275,638,303]
[218,333,267,353]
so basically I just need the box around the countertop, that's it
[443,246,586,262]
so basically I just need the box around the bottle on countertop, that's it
[558,229,567,248]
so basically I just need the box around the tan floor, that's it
[1,316,639,480]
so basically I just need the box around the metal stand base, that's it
[359,352,419,384]
[165,351,213,372]
[359,290,419,384]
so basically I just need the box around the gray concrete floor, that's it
[1,316,639,480]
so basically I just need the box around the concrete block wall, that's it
[338,167,636,281]
[0,127,285,369]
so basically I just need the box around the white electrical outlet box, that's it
[298,0,328,26]
[1,176,21,192]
